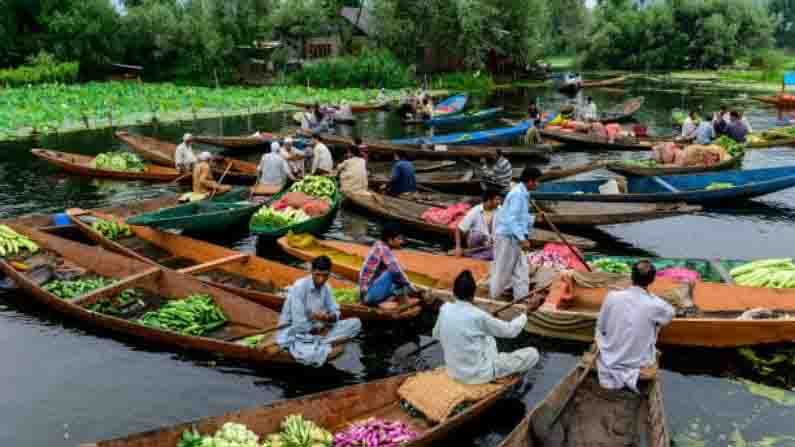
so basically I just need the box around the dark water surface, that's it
[3,82,795,446]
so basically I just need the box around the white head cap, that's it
[284,137,294,144]
[270,142,281,153]
[183,133,193,143]
[198,151,212,161]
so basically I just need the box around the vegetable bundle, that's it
[622,159,658,168]
[263,414,333,447]
[91,219,132,241]
[590,258,631,275]
[333,418,418,447]
[332,288,360,305]
[705,182,734,191]
[730,259,795,288]
[137,294,226,336]
[0,225,39,257]
[92,152,146,172]
[290,176,336,200]
[714,135,745,158]
[250,207,310,228]
[179,422,261,447]
[44,277,115,300]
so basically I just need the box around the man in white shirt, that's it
[309,136,333,175]
[680,111,698,139]
[583,96,598,121]
[433,270,541,384]
[281,137,306,178]
[256,142,295,190]
[175,133,197,173]
[454,189,501,260]
[596,261,674,392]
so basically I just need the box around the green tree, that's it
[769,0,794,48]
[549,0,589,53]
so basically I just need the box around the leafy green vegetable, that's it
[92,152,146,172]
[332,288,360,305]
[250,207,310,227]
[87,289,145,316]
[44,277,115,300]
[590,258,631,274]
[289,176,336,200]
[91,218,132,240]
[137,293,226,336]
[714,135,745,158]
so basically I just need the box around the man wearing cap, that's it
[280,137,306,178]
[175,133,197,173]
[256,142,295,192]
[276,256,362,367]
[193,151,231,196]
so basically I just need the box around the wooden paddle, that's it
[404,284,551,358]
[208,161,233,199]
[530,199,592,272]
[170,172,191,185]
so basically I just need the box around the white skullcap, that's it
[284,137,294,144]
[271,142,281,153]
[198,151,212,161]
[183,133,193,142]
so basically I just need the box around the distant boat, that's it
[407,107,503,127]
[434,94,469,115]
[391,120,532,146]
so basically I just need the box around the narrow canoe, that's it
[407,107,503,127]
[193,133,291,150]
[433,94,469,115]
[81,372,518,447]
[368,170,475,194]
[0,224,344,367]
[531,166,795,204]
[250,188,342,241]
[606,156,742,177]
[581,254,742,284]
[539,127,657,151]
[391,121,532,146]
[318,133,554,162]
[126,188,265,233]
[68,210,422,321]
[343,192,597,248]
[598,96,643,123]
[31,149,183,182]
[583,75,629,88]
[115,132,258,183]
[499,355,669,447]
[752,95,795,108]
[369,160,457,173]
[747,128,795,149]
[285,100,390,113]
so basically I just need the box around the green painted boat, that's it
[584,254,746,283]
[250,187,342,241]
[127,188,265,233]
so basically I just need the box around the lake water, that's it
[2,80,795,446]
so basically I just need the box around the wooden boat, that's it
[115,131,259,183]
[747,128,795,149]
[583,75,629,89]
[498,356,669,447]
[343,192,597,248]
[82,371,518,447]
[318,133,554,162]
[391,121,532,146]
[193,133,289,150]
[285,100,390,113]
[0,224,344,367]
[531,166,795,204]
[539,127,657,151]
[31,149,183,182]
[250,188,342,241]
[607,156,742,176]
[67,210,422,321]
[407,107,502,127]
[433,94,469,115]
[753,94,795,108]
[369,170,475,193]
[598,96,643,123]
[127,188,265,233]
[369,160,457,173]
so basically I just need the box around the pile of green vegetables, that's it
[91,219,132,241]
[0,225,39,257]
[137,294,226,336]
[332,288,360,305]
[714,135,745,158]
[179,422,262,447]
[731,259,795,288]
[250,207,310,228]
[44,277,115,300]
[621,159,658,168]
[590,258,631,274]
[92,152,146,172]
[87,289,146,316]
[290,176,336,200]
[237,333,267,347]
[706,182,734,191]
[177,416,333,447]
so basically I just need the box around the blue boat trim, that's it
[391,120,532,146]
[425,107,503,126]
[434,94,468,116]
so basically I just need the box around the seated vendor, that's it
[359,222,420,310]
[454,189,501,260]
[193,151,231,196]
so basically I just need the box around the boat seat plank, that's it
[178,254,250,275]
[71,267,162,307]
[651,176,680,193]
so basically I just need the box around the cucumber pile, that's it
[137,293,226,336]
[44,277,115,300]
[731,259,795,288]
[289,176,336,200]
[590,258,631,274]
[0,225,39,257]
[91,219,133,241]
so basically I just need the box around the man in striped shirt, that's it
[358,223,419,310]
[480,150,513,195]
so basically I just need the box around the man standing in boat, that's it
[433,270,542,384]
[454,188,501,260]
[490,167,543,301]
[595,261,674,392]
[175,133,197,174]
[276,256,362,367]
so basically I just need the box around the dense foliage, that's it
[0,52,78,86]
[290,49,411,88]
[580,0,776,70]
[770,0,795,49]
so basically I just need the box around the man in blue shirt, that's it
[726,110,749,143]
[385,151,416,195]
[490,167,543,301]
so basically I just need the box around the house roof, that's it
[340,7,376,37]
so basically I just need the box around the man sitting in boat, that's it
[193,152,231,197]
[596,261,674,392]
[490,167,543,301]
[359,223,419,310]
[680,111,699,140]
[712,106,729,137]
[276,256,362,367]
[308,136,334,175]
[175,133,197,174]
[479,150,513,195]
[433,270,542,384]
[694,119,715,145]
[281,137,306,178]
[255,142,296,195]
[334,145,367,195]
[383,151,416,196]
[726,110,749,143]
[581,96,598,121]
[454,189,501,260]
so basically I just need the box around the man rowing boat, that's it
[276,256,362,367]
[192,152,231,196]
[433,270,542,384]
